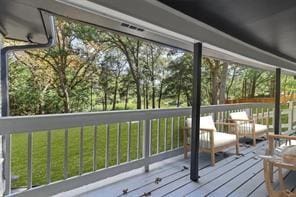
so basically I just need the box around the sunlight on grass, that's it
[11,117,186,188]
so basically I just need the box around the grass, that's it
[11,117,186,188]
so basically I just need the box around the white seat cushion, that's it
[200,132,236,148]
[186,116,236,148]
[238,123,268,134]
[279,140,296,147]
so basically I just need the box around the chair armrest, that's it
[268,134,296,155]
[215,122,237,126]
[268,134,296,141]
[231,119,254,123]
[215,122,239,135]
[183,127,215,132]
[200,128,215,133]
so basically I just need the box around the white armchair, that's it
[183,116,239,166]
[230,111,269,146]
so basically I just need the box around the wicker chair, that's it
[183,115,239,166]
[262,134,296,197]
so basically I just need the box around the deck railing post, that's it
[0,34,7,195]
[191,42,202,182]
[274,68,281,134]
[144,116,151,172]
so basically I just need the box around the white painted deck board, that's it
[168,143,266,196]
[71,141,295,197]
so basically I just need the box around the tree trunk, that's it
[152,80,156,109]
[136,81,141,109]
[250,77,257,97]
[112,76,119,110]
[143,83,146,109]
[145,83,149,109]
[61,87,70,113]
[177,88,181,107]
[124,82,129,110]
[219,63,228,104]
[158,80,163,108]
[103,92,108,111]
[226,67,236,99]
[185,90,192,106]
[211,69,219,105]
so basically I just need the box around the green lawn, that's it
[11,117,186,188]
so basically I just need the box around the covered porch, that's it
[1,0,296,196]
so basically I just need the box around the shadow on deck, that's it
[57,141,296,197]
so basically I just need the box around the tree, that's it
[22,19,104,112]
[104,34,144,109]
[203,57,229,104]
[165,52,193,106]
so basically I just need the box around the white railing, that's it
[0,103,277,196]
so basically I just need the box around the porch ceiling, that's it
[159,0,296,65]
[1,0,296,74]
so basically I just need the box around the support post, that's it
[274,68,281,134]
[190,42,202,182]
[1,45,9,117]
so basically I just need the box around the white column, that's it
[0,33,5,195]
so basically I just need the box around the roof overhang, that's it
[0,1,54,44]
[1,0,296,74]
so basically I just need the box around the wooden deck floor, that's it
[59,141,296,197]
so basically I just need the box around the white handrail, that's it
[0,103,273,135]
[0,102,275,196]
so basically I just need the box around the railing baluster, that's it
[27,132,33,189]
[164,118,167,151]
[144,119,150,172]
[217,112,220,131]
[177,117,180,147]
[183,116,186,148]
[4,134,11,195]
[157,118,160,153]
[171,117,174,150]
[149,120,152,156]
[127,122,131,162]
[93,126,97,171]
[137,121,140,159]
[267,108,270,128]
[261,108,264,124]
[47,130,51,184]
[64,129,68,179]
[105,124,110,168]
[80,127,84,174]
[117,123,121,165]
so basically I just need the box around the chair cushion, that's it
[279,140,296,147]
[238,123,268,134]
[200,132,237,148]
[186,116,216,132]
[230,111,249,124]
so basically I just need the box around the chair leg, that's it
[184,145,188,159]
[211,152,215,166]
[183,129,188,159]
[269,163,274,183]
[253,137,256,146]
[235,141,239,155]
